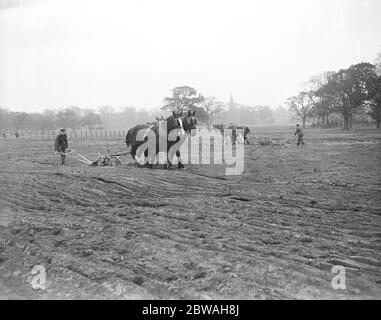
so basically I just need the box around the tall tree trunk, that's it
[377,119,380,128]
[206,118,212,130]
[343,112,350,130]
[302,117,306,129]
[349,114,353,129]
[322,114,326,129]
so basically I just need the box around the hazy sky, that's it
[1,0,380,112]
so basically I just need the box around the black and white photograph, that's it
[0,0,380,304]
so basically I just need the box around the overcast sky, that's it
[0,0,380,112]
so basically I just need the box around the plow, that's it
[61,148,129,166]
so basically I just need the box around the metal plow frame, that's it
[62,149,123,166]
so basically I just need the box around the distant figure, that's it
[2,133,5,139]
[213,123,225,134]
[226,125,250,145]
[55,128,68,165]
[294,124,304,146]
[213,124,249,144]
[15,132,19,138]
[236,126,250,144]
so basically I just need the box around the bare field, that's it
[0,128,380,299]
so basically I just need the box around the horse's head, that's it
[165,111,185,135]
[182,110,197,133]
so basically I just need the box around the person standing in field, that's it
[55,128,68,165]
[294,124,304,146]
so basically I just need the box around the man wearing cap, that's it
[294,124,304,146]
[55,128,68,165]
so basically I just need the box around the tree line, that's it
[159,86,291,127]
[286,53,381,130]
[0,87,293,133]
[0,107,104,132]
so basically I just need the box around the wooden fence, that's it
[0,130,128,141]
[1,125,298,141]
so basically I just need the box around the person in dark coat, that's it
[55,128,68,165]
[294,124,304,146]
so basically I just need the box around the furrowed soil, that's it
[0,128,380,299]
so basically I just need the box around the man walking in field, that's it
[55,128,68,165]
[294,124,304,146]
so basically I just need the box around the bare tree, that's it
[286,91,315,128]
[81,109,103,131]
[202,97,225,129]
[306,72,336,128]
[56,106,82,130]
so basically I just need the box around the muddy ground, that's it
[0,128,380,299]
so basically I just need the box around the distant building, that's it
[228,94,237,112]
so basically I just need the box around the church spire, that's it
[229,94,235,111]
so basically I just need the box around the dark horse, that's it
[181,110,197,134]
[167,109,197,168]
[126,110,197,169]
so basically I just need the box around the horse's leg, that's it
[144,149,153,168]
[131,145,136,160]
[144,149,150,167]
[164,160,171,169]
[165,141,173,169]
[176,150,184,169]
[164,153,172,169]
[163,148,172,169]
[165,149,173,169]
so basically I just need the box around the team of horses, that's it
[125,111,249,169]
[126,110,197,168]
